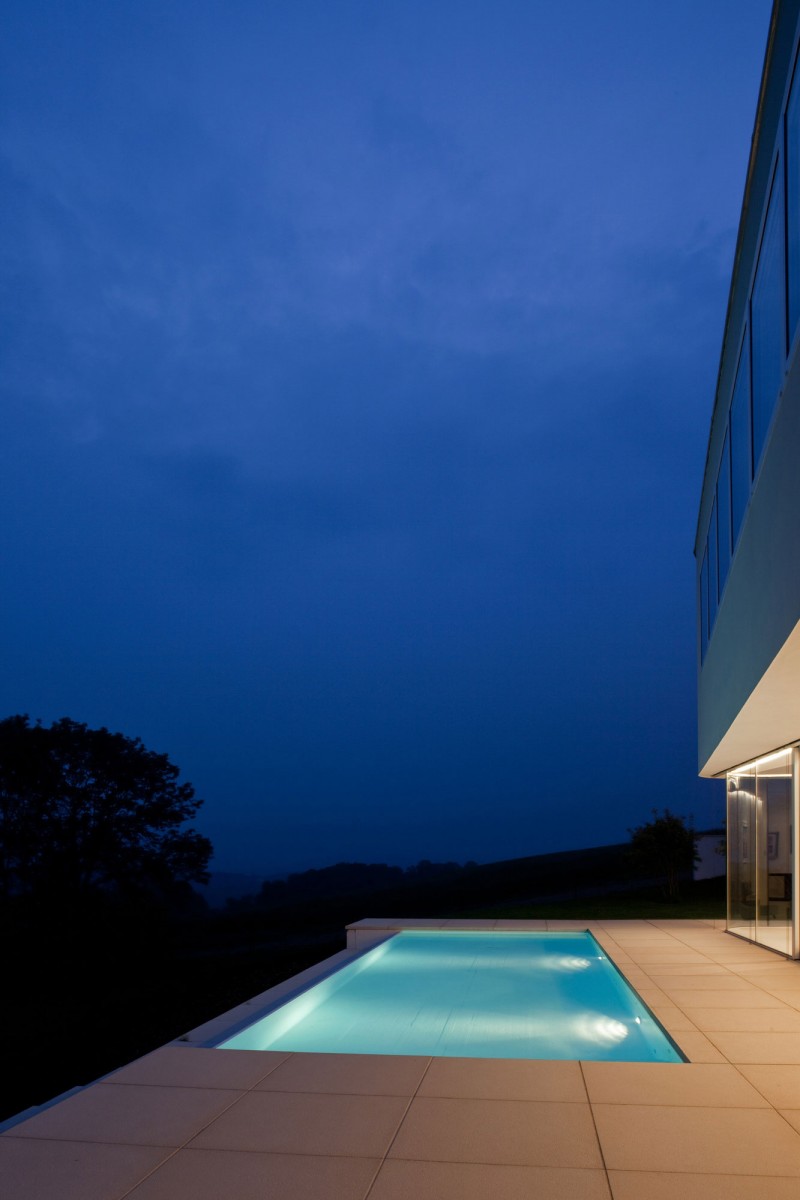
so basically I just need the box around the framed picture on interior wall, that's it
[768,831,779,859]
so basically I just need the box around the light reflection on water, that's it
[574,1015,629,1045]
[383,952,595,973]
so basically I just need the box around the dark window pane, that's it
[730,334,751,546]
[700,548,709,660]
[787,57,800,339]
[717,426,732,593]
[708,498,719,631]
[751,162,786,470]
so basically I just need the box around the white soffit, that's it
[701,615,800,776]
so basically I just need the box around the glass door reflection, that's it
[755,750,792,955]
[727,749,793,956]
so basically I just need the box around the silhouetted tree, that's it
[628,808,698,902]
[0,715,211,909]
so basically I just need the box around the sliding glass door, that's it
[727,747,795,956]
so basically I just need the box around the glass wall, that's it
[730,335,752,549]
[700,549,709,660]
[751,161,786,472]
[717,427,732,592]
[707,499,718,631]
[787,55,800,340]
[727,748,794,955]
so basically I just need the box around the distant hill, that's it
[215,840,659,916]
[199,872,270,908]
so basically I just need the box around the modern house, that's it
[696,0,800,956]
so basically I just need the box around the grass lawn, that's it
[457,878,726,922]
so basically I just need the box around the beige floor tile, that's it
[370,1159,611,1199]
[493,919,549,930]
[0,1137,170,1200]
[594,1103,800,1175]
[388,1096,602,1168]
[705,1031,800,1064]
[646,1005,699,1033]
[189,1090,407,1157]
[728,963,800,978]
[608,1170,800,1198]
[682,1007,800,1032]
[737,1064,800,1107]
[603,946,674,958]
[733,974,800,992]
[764,989,800,1009]
[707,960,792,972]
[781,1110,800,1136]
[419,1058,586,1102]
[634,987,673,1007]
[346,918,401,928]
[711,952,796,965]
[593,938,633,956]
[640,965,729,977]
[7,1083,242,1147]
[652,924,724,933]
[649,932,724,940]
[651,975,753,992]
[581,1061,768,1107]
[603,951,635,965]
[667,989,784,1008]
[609,933,680,940]
[126,1148,380,1199]
[442,919,499,929]
[255,1052,429,1095]
[627,955,716,967]
[593,921,654,930]
[704,947,785,959]
[545,921,604,930]
[669,1031,727,1063]
[107,1046,289,1090]
[349,920,440,934]
[612,966,651,984]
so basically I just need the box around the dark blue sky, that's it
[1,1,772,874]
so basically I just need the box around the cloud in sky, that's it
[0,0,771,871]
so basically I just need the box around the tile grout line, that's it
[606,927,800,1065]
[115,1054,298,1199]
[592,939,702,1062]
[361,1057,435,1200]
[578,1060,613,1196]
[632,942,800,1064]
[116,1144,182,1200]
[726,1059,800,1125]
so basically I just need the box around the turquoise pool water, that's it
[218,931,684,1062]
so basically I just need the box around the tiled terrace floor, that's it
[6,919,800,1198]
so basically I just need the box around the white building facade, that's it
[696,0,800,956]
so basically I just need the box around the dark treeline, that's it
[228,858,474,910]
[225,842,647,918]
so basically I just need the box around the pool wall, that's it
[182,937,393,1050]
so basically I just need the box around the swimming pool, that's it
[218,931,684,1062]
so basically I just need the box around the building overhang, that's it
[700,614,800,776]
